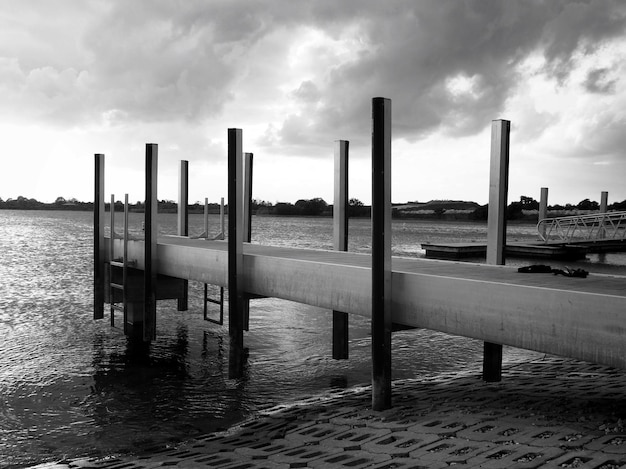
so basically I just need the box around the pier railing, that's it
[537,211,626,243]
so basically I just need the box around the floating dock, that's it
[421,241,588,260]
[422,239,625,260]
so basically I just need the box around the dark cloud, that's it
[1,0,625,140]
[583,67,618,94]
[271,0,626,151]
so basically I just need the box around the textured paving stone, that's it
[467,444,565,468]
[587,434,626,454]
[36,356,626,469]
[307,449,390,468]
[539,450,626,468]
[319,427,392,450]
[409,436,494,465]
[360,430,440,456]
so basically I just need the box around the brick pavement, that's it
[35,356,626,468]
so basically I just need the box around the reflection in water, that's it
[0,210,624,467]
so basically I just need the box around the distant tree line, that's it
[253,198,370,217]
[469,196,626,221]
[2,195,625,222]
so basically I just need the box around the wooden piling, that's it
[483,119,510,382]
[204,198,209,238]
[177,160,189,311]
[242,152,253,331]
[486,120,510,266]
[600,191,608,213]
[371,97,392,410]
[600,191,609,239]
[220,197,225,240]
[228,129,245,378]
[333,140,349,360]
[94,154,105,320]
[243,153,253,243]
[539,187,548,239]
[144,143,158,342]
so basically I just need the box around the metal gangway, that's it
[537,211,626,243]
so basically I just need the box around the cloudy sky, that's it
[1,0,625,206]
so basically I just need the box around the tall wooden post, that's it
[144,143,158,342]
[483,119,510,382]
[371,97,392,410]
[204,197,209,238]
[177,160,189,311]
[600,191,609,239]
[600,191,608,213]
[228,129,245,378]
[242,152,253,331]
[243,153,253,243]
[333,140,349,360]
[94,154,105,320]
[539,187,548,240]
[220,197,225,240]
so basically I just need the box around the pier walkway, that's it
[109,235,626,370]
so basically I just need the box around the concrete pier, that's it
[93,99,626,412]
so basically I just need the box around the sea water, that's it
[0,210,624,468]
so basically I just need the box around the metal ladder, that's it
[203,284,224,325]
[202,197,225,325]
[109,194,130,332]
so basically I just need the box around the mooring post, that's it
[228,129,245,378]
[144,143,158,342]
[539,187,548,240]
[177,160,189,311]
[204,198,209,238]
[333,140,349,360]
[600,191,609,238]
[242,152,253,331]
[94,154,105,320]
[220,197,225,240]
[484,119,510,382]
[243,153,253,243]
[600,191,608,213]
[371,97,392,410]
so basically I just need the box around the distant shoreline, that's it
[0,205,606,224]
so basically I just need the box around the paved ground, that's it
[35,356,626,468]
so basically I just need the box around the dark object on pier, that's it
[517,265,553,273]
[552,267,589,278]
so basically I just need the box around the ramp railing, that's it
[537,211,626,243]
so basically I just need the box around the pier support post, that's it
[220,197,225,240]
[144,143,158,342]
[600,191,609,238]
[371,97,392,410]
[228,128,245,378]
[177,160,189,311]
[204,198,209,238]
[243,153,253,244]
[600,191,608,213]
[333,140,349,360]
[484,119,510,382]
[94,154,105,320]
[242,152,253,331]
[539,187,548,239]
